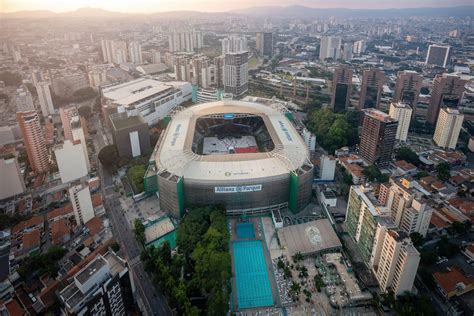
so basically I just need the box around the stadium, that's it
[152,100,313,217]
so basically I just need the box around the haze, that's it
[2,0,473,13]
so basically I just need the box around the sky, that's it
[2,0,472,13]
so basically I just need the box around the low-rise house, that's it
[433,267,474,299]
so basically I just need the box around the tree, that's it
[98,145,119,172]
[420,87,430,94]
[290,281,301,298]
[436,162,451,181]
[127,165,146,192]
[77,105,92,119]
[277,259,285,270]
[410,232,424,249]
[415,171,429,179]
[363,165,388,183]
[0,72,22,86]
[397,147,420,166]
[157,241,172,265]
[133,219,146,245]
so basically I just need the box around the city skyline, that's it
[2,0,473,13]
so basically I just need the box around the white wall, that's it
[54,141,88,184]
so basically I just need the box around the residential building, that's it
[174,55,192,82]
[342,43,353,61]
[14,86,34,112]
[319,36,342,60]
[17,110,49,174]
[150,49,161,64]
[331,65,352,113]
[425,44,452,68]
[359,109,397,168]
[60,107,90,171]
[427,74,466,124]
[88,69,108,88]
[0,157,25,200]
[58,252,134,315]
[373,230,420,295]
[389,102,412,142]
[320,155,336,181]
[353,40,366,55]
[358,69,385,110]
[35,81,54,116]
[192,54,215,88]
[393,71,422,112]
[101,39,127,64]
[214,55,225,89]
[69,183,95,225]
[433,267,474,299]
[302,128,316,152]
[433,107,464,150]
[256,32,273,56]
[110,109,150,158]
[54,140,89,184]
[224,51,249,98]
[222,36,248,54]
[128,42,143,64]
[168,31,203,52]
[192,86,225,104]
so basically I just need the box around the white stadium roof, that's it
[101,78,172,106]
[155,100,310,181]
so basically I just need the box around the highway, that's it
[93,114,171,316]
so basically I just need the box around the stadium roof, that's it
[101,78,172,106]
[155,100,310,181]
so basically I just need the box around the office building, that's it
[15,87,34,112]
[433,107,464,150]
[17,111,49,174]
[353,40,366,55]
[427,73,466,124]
[373,230,420,295]
[358,69,385,110]
[222,36,248,54]
[385,178,433,237]
[320,155,336,181]
[69,183,95,225]
[388,102,412,142]
[393,71,422,112]
[128,42,143,64]
[319,36,342,60]
[256,32,273,56]
[224,51,249,97]
[58,252,134,315]
[359,109,397,168]
[168,31,203,52]
[60,107,90,171]
[110,110,150,159]
[88,69,108,88]
[35,81,54,116]
[331,65,352,112]
[0,157,25,200]
[54,140,88,184]
[425,44,451,68]
[101,78,192,126]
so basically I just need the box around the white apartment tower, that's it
[69,183,95,225]
[35,81,55,116]
[388,102,412,142]
[15,87,34,112]
[222,36,248,54]
[101,39,127,64]
[353,40,366,55]
[128,42,143,64]
[320,155,336,181]
[433,107,464,149]
[54,140,88,184]
[319,36,342,60]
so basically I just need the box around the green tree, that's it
[410,232,424,249]
[436,162,451,181]
[77,105,92,119]
[127,165,146,192]
[133,219,146,245]
[0,72,22,86]
[397,147,420,166]
[98,145,119,172]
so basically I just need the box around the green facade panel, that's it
[288,173,299,213]
[177,177,185,218]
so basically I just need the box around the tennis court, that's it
[233,240,273,309]
[236,222,255,239]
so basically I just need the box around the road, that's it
[94,114,171,316]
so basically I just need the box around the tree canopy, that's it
[127,165,146,193]
[363,165,389,183]
[98,145,119,172]
[397,147,420,166]
[436,162,451,181]
[0,71,22,86]
[77,105,92,119]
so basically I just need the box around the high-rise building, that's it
[17,111,49,174]
[15,86,34,112]
[88,69,108,88]
[31,70,44,85]
[58,252,135,315]
[342,43,353,61]
[373,230,420,295]
[69,182,95,225]
[425,44,452,68]
[224,51,249,98]
[168,31,203,52]
[100,39,127,64]
[110,110,151,158]
[385,178,433,237]
[54,140,88,184]
[128,41,143,64]
[426,73,466,124]
[353,40,366,55]
[331,65,352,113]
[319,36,342,60]
[192,54,215,88]
[320,155,336,181]
[358,69,385,110]
[60,107,90,171]
[35,81,54,116]
[388,102,412,142]
[256,32,273,56]
[150,49,161,64]
[0,157,25,200]
[222,36,248,54]
[433,107,464,149]
[214,55,225,89]
[359,109,397,168]
[393,71,422,112]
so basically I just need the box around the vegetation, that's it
[306,108,359,154]
[141,206,230,315]
[0,71,22,86]
[409,232,424,250]
[380,290,436,316]
[397,147,420,166]
[437,236,459,258]
[133,219,146,246]
[447,221,471,236]
[314,274,324,292]
[415,171,429,179]
[17,246,67,279]
[98,145,119,172]
[0,213,29,230]
[436,162,451,181]
[52,87,98,106]
[77,105,92,119]
[127,165,146,193]
[363,165,389,183]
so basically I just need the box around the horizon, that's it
[2,0,473,14]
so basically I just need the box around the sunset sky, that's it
[2,0,472,13]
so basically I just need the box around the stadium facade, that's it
[146,100,313,217]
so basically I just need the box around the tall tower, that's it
[222,35,247,55]
[427,73,466,124]
[425,44,451,68]
[224,51,249,98]
[331,65,352,113]
[36,81,55,116]
[256,32,273,56]
[393,71,422,113]
[433,107,464,150]
[359,109,397,168]
[60,107,90,171]
[358,69,385,110]
[319,36,342,60]
[388,102,412,142]
[17,111,49,174]
[128,42,143,64]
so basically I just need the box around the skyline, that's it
[2,0,473,13]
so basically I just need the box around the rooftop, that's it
[75,255,107,285]
[144,216,176,244]
[22,229,40,249]
[102,78,173,106]
[110,112,146,130]
[433,267,474,297]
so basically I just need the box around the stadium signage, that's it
[214,185,262,193]
[170,124,182,146]
[223,113,234,120]
[278,120,293,141]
